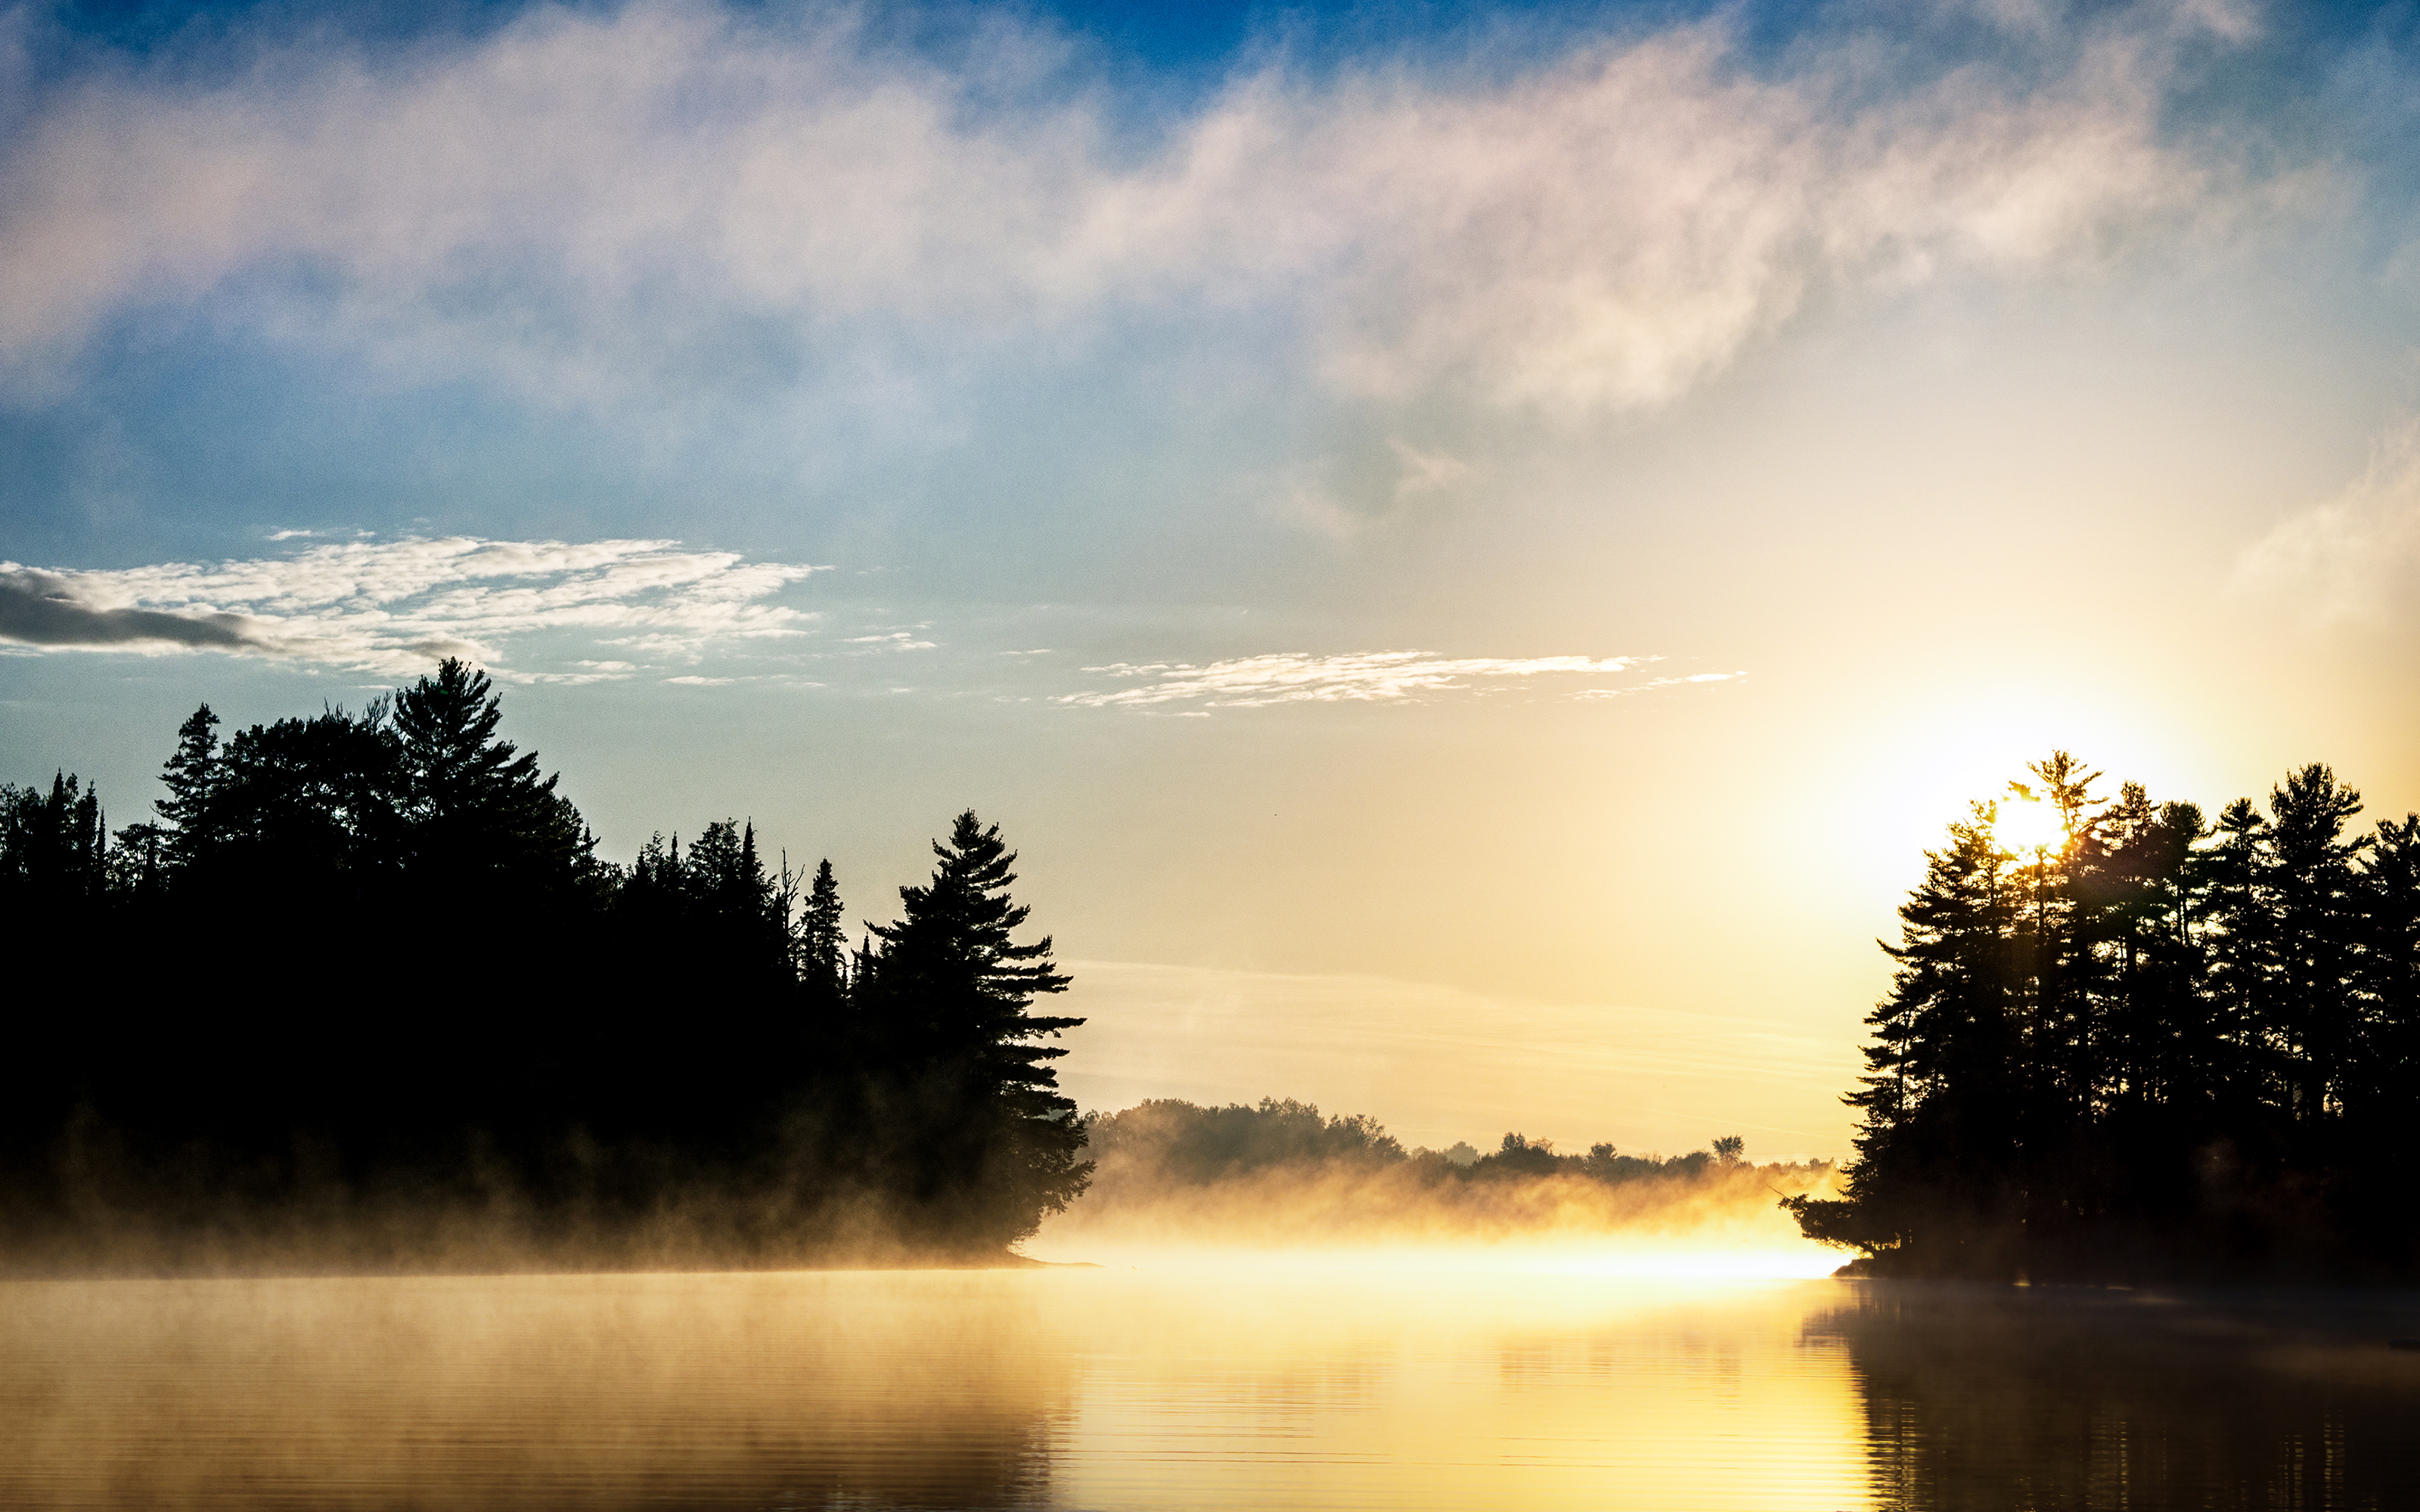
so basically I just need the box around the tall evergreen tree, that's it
[0,773,107,904]
[2083,789,2208,1114]
[2003,753,2102,1143]
[676,817,796,996]
[2261,764,2367,1124]
[154,704,222,868]
[392,658,593,893]
[1789,806,2021,1265]
[2197,796,2274,1116]
[862,810,1091,1247]
[798,858,849,1009]
[2356,814,2420,1129]
[687,820,778,922]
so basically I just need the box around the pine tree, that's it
[687,820,773,921]
[395,662,535,816]
[2003,752,2102,1142]
[392,658,591,893]
[2198,797,2274,1115]
[1789,805,2022,1266]
[2263,764,2367,1124]
[0,773,107,903]
[155,704,222,868]
[798,859,849,1008]
[677,817,794,990]
[863,810,1091,1248]
[2081,785,2207,1112]
[2356,814,2420,1129]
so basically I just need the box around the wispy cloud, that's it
[1577,671,1748,698]
[0,0,2265,415]
[2233,424,2420,626]
[1056,651,1668,708]
[0,537,822,678]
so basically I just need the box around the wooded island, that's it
[1792,753,2420,1282]
[0,662,1087,1269]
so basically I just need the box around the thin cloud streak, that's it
[0,0,2270,415]
[1577,671,1748,698]
[0,537,823,678]
[2234,423,2420,626]
[1057,650,1665,708]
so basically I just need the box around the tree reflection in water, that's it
[1812,1284,2420,1511]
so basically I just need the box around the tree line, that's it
[1789,753,2420,1281]
[1059,1098,1810,1248]
[1081,1096,1757,1187]
[0,660,1089,1267]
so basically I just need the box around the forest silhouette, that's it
[0,661,1088,1270]
[17,678,2418,1281]
[1789,753,2420,1283]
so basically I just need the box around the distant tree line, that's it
[1081,1097,1754,1187]
[1789,753,2420,1281]
[0,660,1088,1268]
[1056,1097,1807,1247]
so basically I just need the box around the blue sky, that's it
[6,0,2420,1152]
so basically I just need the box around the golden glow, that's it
[0,1270,1874,1511]
[1024,1240,1845,1279]
[1992,793,2068,857]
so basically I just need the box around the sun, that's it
[1993,793,2068,857]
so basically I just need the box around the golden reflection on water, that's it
[7,1265,2418,1510]
[1050,1272,1866,1512]
[0,1267,1867,1511]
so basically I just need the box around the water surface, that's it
[4,1266,2415,1510]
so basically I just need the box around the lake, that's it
[3,1262,2415,1510]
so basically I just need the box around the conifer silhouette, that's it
[1792,754,2420,1281]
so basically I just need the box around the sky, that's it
[5,0,2419,1157]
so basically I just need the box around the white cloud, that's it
[0,0,2264,414]
[2234,426,2420,625]
[1056,650,1659,708]
[0,536,822,677]
[1576,671,1748,698]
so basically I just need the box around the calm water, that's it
[3,1265,2416,1510]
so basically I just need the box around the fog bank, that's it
[1029,1098,1841,1272]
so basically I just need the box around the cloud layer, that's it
[1058,651,1664,708]
[0,537,821,678]
[0,0,2260,414]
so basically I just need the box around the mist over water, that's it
[1026,1096,1844,1275]
[1027,1158,1843,1275]
[6,1266,2415,1510]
